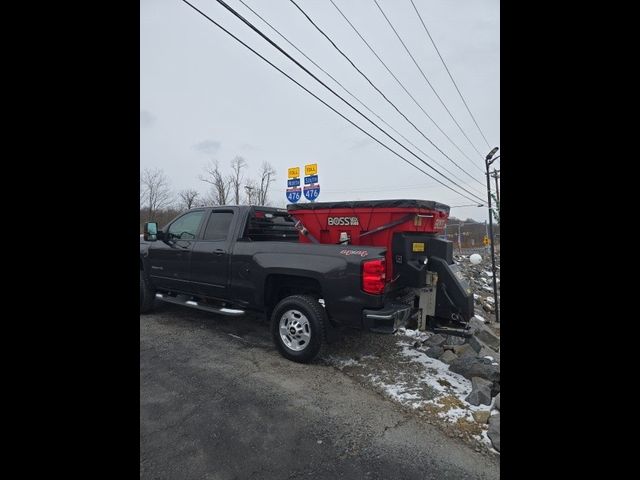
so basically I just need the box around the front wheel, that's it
[271,295,326,363]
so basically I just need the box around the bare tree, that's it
[178,189,199,210]
[199,160,231,205]
[256,161,276,206]
[140,167,173,221]
[243,180,258,205]
[229,156,247,205]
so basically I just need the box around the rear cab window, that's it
[243,209,299,242]
[202,211,235,242]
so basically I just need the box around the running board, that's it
[155,293,245,316]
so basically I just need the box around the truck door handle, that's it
[213,249,225,255]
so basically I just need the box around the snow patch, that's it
[327,357,360,368]
[397,327,430,342]
[364,340,490,424]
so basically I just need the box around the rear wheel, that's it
[140,270,155,313]
[271,294,326,363]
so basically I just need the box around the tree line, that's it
[140,157,276,230]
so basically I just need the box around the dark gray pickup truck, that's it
[140,205,473,363]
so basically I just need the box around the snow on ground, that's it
[375,338,488,422]
[396,327,430,342]
[324,329,494,450]
[387,336,493,448]
[323,251,500,453]
[326,357,361,369]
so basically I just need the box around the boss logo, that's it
[328,216,359,226]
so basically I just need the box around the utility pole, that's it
[485,148,500,324]
[484,220,489,255]
[491,169,500,204]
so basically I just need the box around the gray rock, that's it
[470,335,501,358]
[425,346,444,359]
[439,350,458,364]
[459,347,477,359]
[453,343,473,356]
[468,321,500,350]
[475,328,500,350]
[469,335,484,353]
[425,334,447,347]
[472,410,490,424]
[465,377,492,406]
[478,346,500,365]
[494,393,500,411]
[488,414,500,451]
[491,381,500,397]
[443,335,466,346]
[468,318,486,335]
[449,355,500,383]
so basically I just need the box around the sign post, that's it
[303,163,320,202]
[286,167,301,203]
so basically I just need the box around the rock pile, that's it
[414,315,501,451]
[410,252,501,451]
[454,252,500,322]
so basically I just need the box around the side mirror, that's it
[144,222,158,241]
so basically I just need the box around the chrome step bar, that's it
[155,293,245,316]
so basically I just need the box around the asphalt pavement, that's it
[140,303,500,479]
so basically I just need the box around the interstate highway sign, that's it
[303,184,320,201]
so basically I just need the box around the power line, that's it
[372,0,485,165]
[325,0,484,183]
[178,0,485,204]
[324,182,438,194]
[214,0,485,204]
[409,0,491,148]
[236,0,485,195]
[291,0,486,186]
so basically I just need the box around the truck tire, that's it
[140,270,155,313]
[271,294,326,363]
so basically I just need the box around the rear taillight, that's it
[362,258,386,295]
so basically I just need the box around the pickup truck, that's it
[140,204,473,363]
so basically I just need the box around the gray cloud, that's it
[193,140,221,155]
[140,110,156,128]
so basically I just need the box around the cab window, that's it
[203,211,234,242]
[167,210,205,240]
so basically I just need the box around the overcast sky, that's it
[141,0,499,221]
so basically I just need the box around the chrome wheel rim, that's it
[279,309,311,352]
